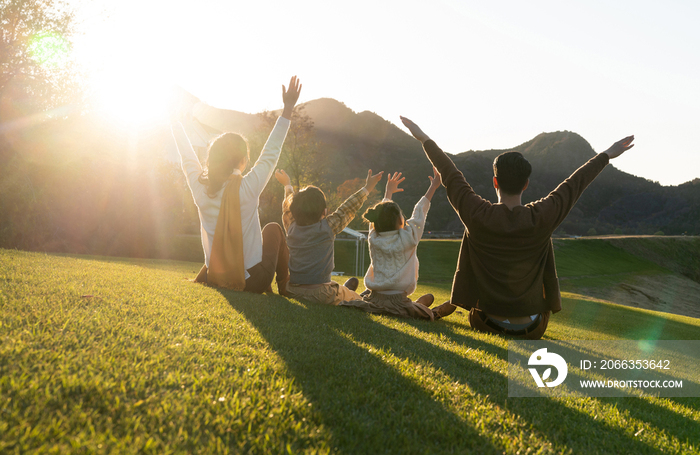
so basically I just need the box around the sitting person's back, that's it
[401,115,634,338]
[285,185,358,287]
[170,76,301,293]
[276,169,383,304]
[340,170,448,320]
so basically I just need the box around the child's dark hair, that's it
[364,201,403,233]
[290,186,327,226]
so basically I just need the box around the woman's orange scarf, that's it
[195,174,246,290]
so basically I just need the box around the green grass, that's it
[1,248,699,454]
[338,238,680,285]
[605,237,700,282]
[552,239,670,278]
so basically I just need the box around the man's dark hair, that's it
[493,151,532,195]
[290,186,327,226]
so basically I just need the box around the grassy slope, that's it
[604,237,700,283]
[1,247,699,454]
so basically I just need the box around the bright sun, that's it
[91,70,172,129]
[70,2,178,130]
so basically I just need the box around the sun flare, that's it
[71,2,178,130]
[91,71,172,128]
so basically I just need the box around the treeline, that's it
[0,114,196,258]
[284,100,700,236]
[3,102,699,264]
[1,0,196,258]
[0,104,383,259]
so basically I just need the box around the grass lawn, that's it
[1,247,699,454]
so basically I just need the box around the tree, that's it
[332,177,383,230]
[283,105,323,189]
[251,105,328,226]
[252,105,323,189]
[1,0,84,252]
[336,177,366,201]
[1,0,81,116]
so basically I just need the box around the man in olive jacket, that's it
[401,116,634,339]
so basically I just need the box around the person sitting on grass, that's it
[274,168,383,305]
[338,169,455,320]
[401,115,634,339]
[170,76,302,293]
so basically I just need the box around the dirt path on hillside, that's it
[563,274,700,320]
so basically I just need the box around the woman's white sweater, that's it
[172,117,290,277]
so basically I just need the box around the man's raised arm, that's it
[400,116,488,226]
[603,135,635,159]
[539,135,636,230]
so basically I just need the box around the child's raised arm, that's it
[327,170,384,235]
[275,169,292,188]
[384,172,405,201]
[275,169,295,232]
[399,167,441,245]
[424,166,442,202]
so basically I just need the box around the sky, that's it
[70,0,700,186]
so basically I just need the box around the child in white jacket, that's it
[340,168,453,320]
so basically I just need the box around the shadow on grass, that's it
[220,290,679,454]
[363,319,692,455]
[221,291,499,453]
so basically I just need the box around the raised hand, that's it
[425,166,442,201]
[275,169,292,187]
[384,172,405,200]
[282,76,302,120]
[604,135,635,159]
[363,169,384,194]
[428,166,441,189]
[400,116,430,143]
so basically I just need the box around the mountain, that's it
[191,97,700,235]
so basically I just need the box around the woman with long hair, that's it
[171,76,302,293]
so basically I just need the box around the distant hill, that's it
[192,97,700,235]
